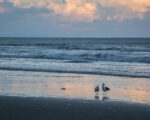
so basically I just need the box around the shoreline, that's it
[0,95,150,120]
[0,67,150,78]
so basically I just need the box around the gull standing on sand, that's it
[95,85,99,92]
[102,83,110,93]
[94,85,100,100]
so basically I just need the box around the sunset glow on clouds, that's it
[0,0,150,37]
[0,0,150,22]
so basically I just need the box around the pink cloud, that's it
[4,0,150,22]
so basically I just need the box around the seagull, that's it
[102,83,110,92]
[95,85,99,92]
[94,85,100,100]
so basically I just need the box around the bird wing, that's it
[106,87,110,90]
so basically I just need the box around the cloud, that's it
[48,0,100,22]
[97,0,150,21]
[6,0,100,22]
[1,0,150,22]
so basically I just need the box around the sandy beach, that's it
[0,70,150,120]
[0,95,150,120]
[0,70,150,103]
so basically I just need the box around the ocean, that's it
[0,37,150,103]
[0,38,150,77]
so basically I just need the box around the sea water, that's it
[0,38,150,77]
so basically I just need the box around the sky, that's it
[0,0,150,37]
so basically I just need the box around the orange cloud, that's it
[98,0,150,21]
[48,0,100,22]
[4,0,150,22]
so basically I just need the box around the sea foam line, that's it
[0,67,150,78]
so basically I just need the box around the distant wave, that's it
[0,66,150,78]
[0,53,150,63]
[1,38,150,78]
[1,41,150,53]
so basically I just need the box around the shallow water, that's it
[0,70,150,104]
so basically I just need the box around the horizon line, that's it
[0,37,150,39]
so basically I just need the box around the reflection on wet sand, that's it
[0,70,150,104]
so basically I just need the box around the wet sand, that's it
[0,96,150,120]
[1,70,150,103]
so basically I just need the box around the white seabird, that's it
[102,83,110,92]
[94,85,100,100]
[95,85,99,92]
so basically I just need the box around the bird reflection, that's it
[95,95,99,100]
[95,92,99,100]
[102,96,109,101]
